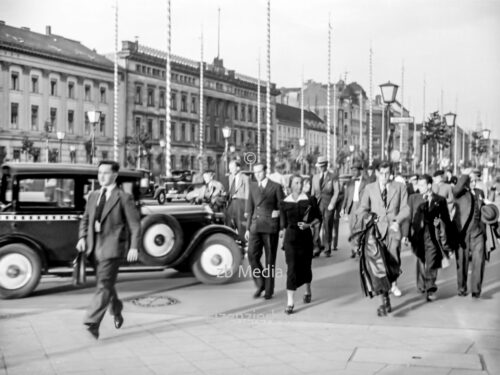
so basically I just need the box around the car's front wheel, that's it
[191,234,242,284]
[140,214,184,266]
[0,244,42,299]
[157,191,166,205]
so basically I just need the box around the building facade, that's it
[0,22,118,164]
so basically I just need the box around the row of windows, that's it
[10,72,108,103]
[9,102,106,135]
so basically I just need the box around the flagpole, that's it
[266,0,271,172]
[199,26,204,172]
[165,0,172,176]
[113,0,119,162]
[326,18,331,168]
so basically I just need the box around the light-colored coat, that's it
[79,188,141,261]
[432,181,455,217]
[228,172,250,200]
[356,180,410,239]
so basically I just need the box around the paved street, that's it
[1,218,499,375]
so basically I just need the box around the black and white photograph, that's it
[0,0,499,374]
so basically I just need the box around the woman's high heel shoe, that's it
[303,294,312,303]
[285,305,294,314]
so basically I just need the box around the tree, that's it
[421,111,453,171]
[21,136,34,162]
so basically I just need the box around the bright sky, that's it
[2,0,500,137]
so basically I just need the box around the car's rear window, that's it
[18,178,75,208]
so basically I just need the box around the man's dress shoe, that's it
[86,324,99,339]
[114,314,124,329]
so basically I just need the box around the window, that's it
[240,130,244,144]
[84,84,91,101]
[234,104,238,120]
[241,105,246,121]
[170,155,176,169]
[135,86,142,104]
[191,96,197,113]
[172,122,178,141]
[10,103,19,128]
[17,178,75,207]
[147,119,153,137]
[50,79,57,96]
[147,88,154,107]
[31,105,39,131]
[344,111,348,119]
[100,87,106,103]
[159,91,165,108]
[102,151,109,160]
[191,123,196,142]
[135,117,141,135]
[50,107,57,128]
[99,115,106,135]
[31,76,39,93]
[11,72,19,90]
[181,94,187,112]
[68,110,74,134]
[181,123,186,141]
[159,120,165,138]
[205,126,211,143]
[84,112,90,134]
[136,64,141,72]
[171,92,177,110]
[68,82,75,99]
[248,106,253,122]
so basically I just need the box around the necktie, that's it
[259,182,264,193]
[319,173,324,188]
[229,176,236,196]
[382,186,387,208]
[95,188,107,223]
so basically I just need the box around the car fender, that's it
[0,234,48,271]
[153,186,165,199]
[169,224,240,267]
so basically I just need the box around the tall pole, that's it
[422,76,426,173]
[257,54,261,163]
[266,0,271,172]
[453,118,458,175]
[199,27,204,172]
[399,61,404,173]
[113,0,119,162]
[165,0,172,176]
[217,7,221,59]
[412,120,417,173]
[359,91,363,157]
[327,18,331,168]
[369,44,373,166]
[439,88,443,166]
[381,102,385,159]
[301,72,304,140]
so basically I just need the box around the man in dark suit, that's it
[311,156,340,256]
[403,174,452,302]
[452,173,486,298]
[245,163,284,299]
[226,159,250,247]
[76,161,141,339]
[341,162,367,258]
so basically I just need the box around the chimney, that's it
[46,26,51,35]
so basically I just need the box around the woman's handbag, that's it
[72,252,87,286]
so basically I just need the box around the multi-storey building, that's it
[118,41,278,180]
[0,22,117,164]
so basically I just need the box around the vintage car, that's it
[0,163,243,299]
[137,168,157,198]
[154,169,204,204]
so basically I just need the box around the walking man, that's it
[245,163,284,299]
[357,161,410,313]
[311,156,340,256]
[76,161,141,339]
[432,170,455,217]
[226,159,250,247]
[341,162,367,258]
[404,174,452,301]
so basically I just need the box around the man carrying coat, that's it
[76,161,141,339]
[403,174,452,302]
[311,156,340,256]
[452,173,487,298]
[226,159,250,247]
[245,163,284,299]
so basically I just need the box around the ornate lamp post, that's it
[87,110,101,165]
[222,126,231,175]
[56,131,65,163]
[379,81,399,161]
[443,112,457,174]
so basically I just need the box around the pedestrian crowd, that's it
[76,157,500,340]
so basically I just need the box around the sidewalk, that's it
[1,306,498,375]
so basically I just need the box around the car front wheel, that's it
[140,214,184,266]
[0,244,42,299]
[191,234,242,284]
[157,191,166,205]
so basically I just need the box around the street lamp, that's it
[159,139,166,176]
[379,81,399,161]
[87,110,101,165]
[444,112,457,174]
[56,131,65,163]
[222,126,232,174]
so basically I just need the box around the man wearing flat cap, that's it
[342,162,367,258]
[311,156,340,256]
[452,173,487,298]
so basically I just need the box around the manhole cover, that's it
[130,296,179,308]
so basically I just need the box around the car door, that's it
[15,176,82,265]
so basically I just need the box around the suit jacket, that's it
[342,176,368,215]
[79,188,141,261]
[246,179,284,234]
[198,180,225,203]
[356,180,410,239]
[432,181,455,216]
[228,172,249,201]
[311,171,340,209]
[452,175,485,239]
[405,192,452,266]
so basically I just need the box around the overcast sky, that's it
[3,0,500,137]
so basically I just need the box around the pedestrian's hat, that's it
[351,162,363,170]
[315,156,328,166]
[481,204,499,225]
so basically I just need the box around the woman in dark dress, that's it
[280,174,321,314]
